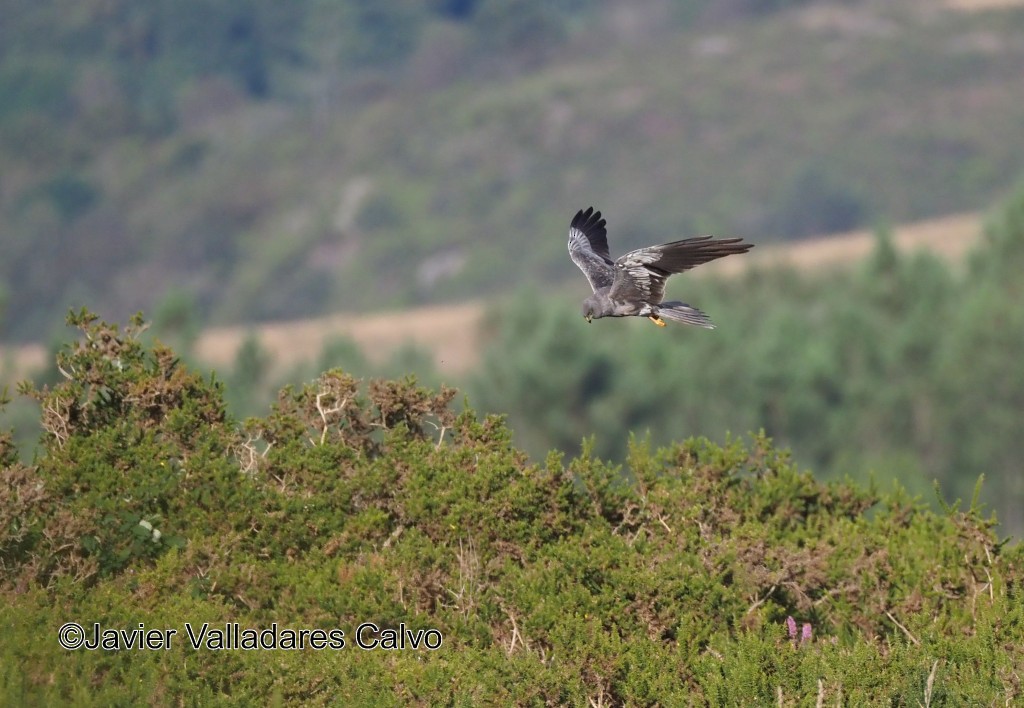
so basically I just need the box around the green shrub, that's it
[1,311,1021,704]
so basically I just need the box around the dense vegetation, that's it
[470,181,1024,535]
[4,3,1024,696]
[2,310,1021,704]
[3,0,1024,339]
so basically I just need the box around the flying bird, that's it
[568,207,752,328]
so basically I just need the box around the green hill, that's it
[3,0,1024,339]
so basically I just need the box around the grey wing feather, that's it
[568,207,615,292]
[609,235,753,303]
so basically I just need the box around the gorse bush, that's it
[7,309,225,584]
[1,310,1022,704]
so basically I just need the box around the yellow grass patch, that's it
[946,0,1024,11]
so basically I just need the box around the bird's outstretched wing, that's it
[568,207,615,292]
[609,235,752,304]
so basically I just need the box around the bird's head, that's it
[581,297,599,323]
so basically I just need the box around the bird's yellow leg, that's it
[648,316,667,327]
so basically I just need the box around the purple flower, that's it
[786,616,798,639]
[801,623,812,644]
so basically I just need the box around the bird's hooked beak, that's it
[584,315,592,323]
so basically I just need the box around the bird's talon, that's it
[648,316,667,327]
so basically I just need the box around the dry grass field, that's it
[946,0,1024,10]
[194,302,484,377]
[701,212,983,277]
[0,211,987,381]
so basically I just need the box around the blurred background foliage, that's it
[3,0,1024,534]
[2,0,1024,338]
[471,183,1024,532]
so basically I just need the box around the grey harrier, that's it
[568,207,752,328]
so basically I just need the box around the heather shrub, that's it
[1,311,1021,704]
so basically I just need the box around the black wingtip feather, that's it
[571,206,606,236]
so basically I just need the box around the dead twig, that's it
[503,606,531,656]
[235,431,271,475]
[315,392,348,445]
[921,660,939,707]
[42,395,71,448]
[885,610,920,646]
[424,419,449,449]
[747,585,777,614]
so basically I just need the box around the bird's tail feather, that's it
[657,301,715,329]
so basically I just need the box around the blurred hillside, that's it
[0,209,983,385]
[2,0,1024,341]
